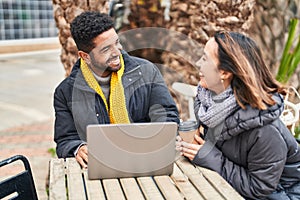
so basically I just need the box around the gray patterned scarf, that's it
[197,85,239,128]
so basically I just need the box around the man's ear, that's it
[78,51,90,63]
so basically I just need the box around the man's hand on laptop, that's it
[76,145,88,168]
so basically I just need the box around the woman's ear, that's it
[220,70,233,81]
[220,70,233,89]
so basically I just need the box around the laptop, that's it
[87,122,178,180]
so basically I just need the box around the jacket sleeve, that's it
[54,85,83,158]
[148,64,180,124]
[192,124,287,199]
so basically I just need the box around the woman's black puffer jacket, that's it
[193,93,300,199]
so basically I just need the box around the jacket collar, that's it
[220,93,285,140]
[122,51,140,73]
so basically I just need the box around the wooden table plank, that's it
[66,158,86,200]
[48,158,67,200]
[83,170,106,199]
[171,164,204,200]
[154,175,184,200]
[198,166,244,200]
[176,157,224,200]
[120,178,145,199]
[48,157,243,200]
[102,179,126,200]
[137,177,164,199]
[188,173,225,200]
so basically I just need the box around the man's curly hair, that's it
[70,11,114,53]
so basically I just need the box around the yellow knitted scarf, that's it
[80,55,130,124]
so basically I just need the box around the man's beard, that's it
[90,55,120,76]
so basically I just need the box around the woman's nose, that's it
[195,59,202,70]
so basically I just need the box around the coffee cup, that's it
[178,121,199,144]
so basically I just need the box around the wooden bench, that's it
[48,156,243,199]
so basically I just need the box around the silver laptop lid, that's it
[87,122,178,179]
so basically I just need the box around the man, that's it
[54,11,179,168]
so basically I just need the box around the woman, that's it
[176,31,300,199]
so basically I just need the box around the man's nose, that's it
[111,43,122,56]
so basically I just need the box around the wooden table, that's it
[48,157,244,200]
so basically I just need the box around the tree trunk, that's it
[52,0,109,76]
[52,0,300,120]
[52,0,255,120]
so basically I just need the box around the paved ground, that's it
[0,50,65,199]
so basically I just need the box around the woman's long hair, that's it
[214,31,285,110]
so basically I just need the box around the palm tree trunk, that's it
[52,0,300,120]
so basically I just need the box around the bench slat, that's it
[120,178,144,199]
[66,158,86,200]
[154,175,184,200]
[176,157,224,200]
[83,171,106,199]
[171,163,204,200]
[103,179,126,200]
[198,166,244,200]
[48,158,67,200]
[137,177,164,199]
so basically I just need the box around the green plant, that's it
[276,18,300,83]
[294,125,300,143]
[295,125,300,140]
[47,148,56,158]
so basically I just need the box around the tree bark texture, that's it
[52,0,109,76]
[52,0,300,120]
